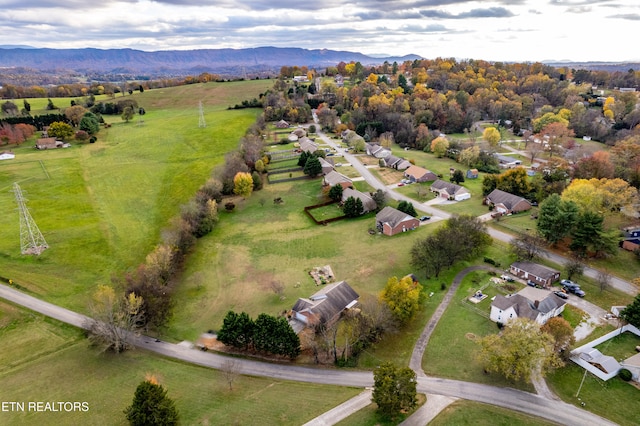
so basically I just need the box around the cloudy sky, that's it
[1,0,638,62]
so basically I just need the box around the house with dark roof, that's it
[509,261,560,288]
[323,170,353,189]
[275,120,290,128]
[404,165,437,183]
[384,155,411,171]
[430,179,471,201]
[342,188,376,213]
[289,281,359,333]
[490,287,566,325]
[376,206,420,236]
[318,157,334,175]
[485,189,532,215]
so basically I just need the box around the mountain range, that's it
[0,46,421,78]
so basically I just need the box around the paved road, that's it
[0,281,618,426]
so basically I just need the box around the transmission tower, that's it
[198,101,206,128]
[13,182,48,255]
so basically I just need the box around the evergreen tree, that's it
[217,311,255,350]
[343,196,364,217]
[620,294,640,328]
[297,151,309,167]
[397,200,417,217]
[303,155,322,177]
[328,184,343,202]
[124,380,179,426]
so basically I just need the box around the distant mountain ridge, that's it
[0,46,421,76]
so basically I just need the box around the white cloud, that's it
[0,0,637,61]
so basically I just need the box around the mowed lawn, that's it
[0,305,361,426]
[0,80,271,311]
[168,177,439,345]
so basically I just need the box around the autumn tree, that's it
[124,379,179,426]
[233,172,254,198]
[477,318,562,383]
[372,362,417,420]
[572,151,615,179]
[430,136,449,158]
[482,127,501,149]
[379,276,423,324]
[65,105,87,126]
[540,317,575,355]
[458,145,480,168]
[48,121,74,140]
[539,122,574,157]
[86,285,144,353]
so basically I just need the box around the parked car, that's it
[553,290,568,299]
[560,279,578,287]
[500,275,515,282]
[397,182,405,187]
[527,280,536,287]
[572,288,586,298]
[419,216,431,221]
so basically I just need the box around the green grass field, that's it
[428,400,558,426]
[0,305,360,426]
[0,80,271,311]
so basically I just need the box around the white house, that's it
[490,287,566,325]
[0,151,15,160]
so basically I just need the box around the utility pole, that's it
[198,101,206,128]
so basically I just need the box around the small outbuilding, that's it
[0,151,15,160]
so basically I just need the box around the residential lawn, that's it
[306,202,345,222]
[335,394,426,426]
[421,253,535,392]
[394,183,433,202]
[0,311,361,426]
[167,178,432,344]
[429,400,558,426]
[546,362,640,426]
[562,304,587,328]
[0,81,268,312]
[595,331,640,362]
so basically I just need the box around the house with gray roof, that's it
[318,157,334,175]
[323,170,353,189]
[299,137,318,154]
[430,179,470,201]
[490,287,566,325]
[289,281,359,333]
[404,165,437,183]
[485,189,532,215]
[342,188,376,213]
[494,154,522,168]
[376,206,420,236]
[509,261,560,288]
[384,155,411,171]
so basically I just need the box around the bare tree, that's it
[510,232,546,261]
[221,359,240,391]
[596,270,611,293]
[564,256,585,281]
[86,285,144,353]
[269,280,285,300]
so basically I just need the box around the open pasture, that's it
[0,81,269,311]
